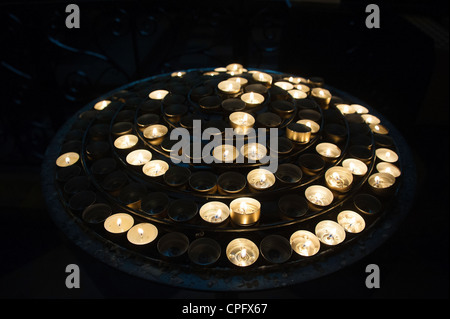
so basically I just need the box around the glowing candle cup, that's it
[240,92,264,107]
[229,197,261,226]
[337,210,365,233]
[212,144,237,163]
[240,143,267,162]
[325,166,353,193]
[375,148,398,163]
[104,213,134,234]
[126,149,152,166]
[316,142,341,160]
[247,168,276,191]
[290,230,320,257]
[226,238,259,267]
[114,134,138,150]
[199,201,230,224]
[296,119,320,134]
[143,124,168,145]
[305,185,334,207]
[229,112,255,135]
[142,160,169,177]
[315,220,346,245]
[376,162,401,178]
[149,89,169,100]
[127,223,158,245]
[56,152,79,167]
[342,158,368,176]
[368,172,396,196]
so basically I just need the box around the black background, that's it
[0,0,448,300]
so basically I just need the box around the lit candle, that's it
[94,100,111,111]
[218,80,241,94]
[305,185,334,207]
[284,76,307,84]
[143,124,168,139]
[351,104,369,114]
[171,71,186,78]
[361,114,381,125]
[296,119,320,134]
[375,148,398,163]
[370,124,389,135]
[203,71,219,76]
[336,104,355,115]
[315,220,346,245]
[252,71,272,86]
[247,168,276,190]
[342,158,368,176]
[241,143,267,161]
[228,76,248,86]
[56,152,79,167]
[337,210,365,233]
[290,230,320,257]
[127,223,158,245]
[288,89,307,100]
[240,91,265,107]
[274,81,294,91]
[149,89,169,100]
[376,162,401,178]
[142,160,169,177]
[226,238,259,267]
[316,142,341,159]
[229,197,261,226]
[311,88,331,108]
[114,134,138,150]
[104,213,134,234]
[294,84,310,94]
[368,172,395,189]
[199,201,230,224]
[125,149,152,166]
[229,112,255,134]
[212,144,237,163]
[226,63,244,73]
[325,166,353,192]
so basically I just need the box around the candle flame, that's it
[243,113,248,123]
[349,162,355,172]
[124,135,130,146]
[240,201,247,212]
[319,90,324,97]
[155,163,161,174]
[117,218,122,227]
[65,156,70,164]
[249,91,255,102]
[137,152,144,164]
[215,209,222,219]
[305,121,311,128]
[386,151,391,158]
[332,172,341,180]
[138,227,144,237]
[152,127,158,137]
[223,149,229,159]
[374,175,380,184]
[240,248,247,259]
[374,125,380,131]
[260,173,266,183]
[326,148,331,157]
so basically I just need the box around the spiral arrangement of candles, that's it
[49,63,403,284]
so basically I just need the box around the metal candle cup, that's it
[305,185,334,207]
[240,92,264,107]
[337,210,366,233]
[104,213,134,234]
[290,230,320,257]
[247,168,276,191]
[368,172,396,196]
[286,123,312,144]
[142,160,169,178]
[311,88,331,109]
[325,166,353,193]
[315,220,346,245]
[126,223,158,245]
[229,197,261,226]
[226,238,259,267]
[229,112,255,135]
[114,134,138,150]
[125,149,152,166]
[199,201,230,224]
[143,124,168,145]
[56,152,79,167]
[212,144,238,163]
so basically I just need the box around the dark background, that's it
[0,0,448,299]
